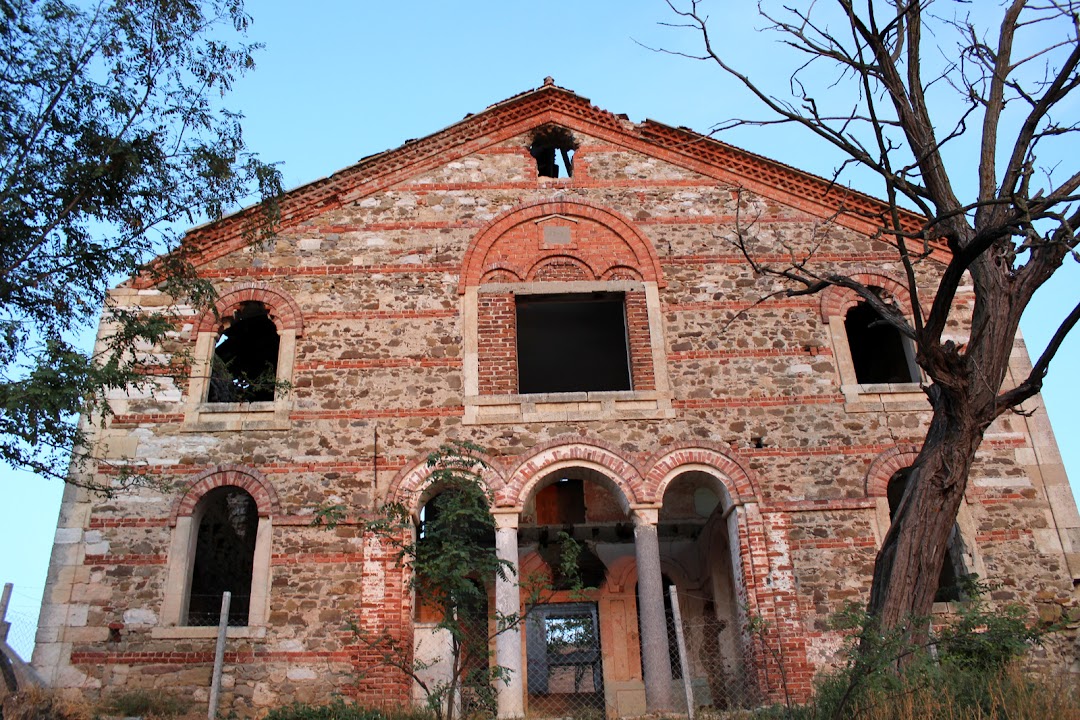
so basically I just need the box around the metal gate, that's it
[526,603,604,716]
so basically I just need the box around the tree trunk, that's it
[865,384,985,657]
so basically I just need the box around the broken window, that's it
[529,126,577,178]
[186,486,258,626]
[516,293,631,394]
[887,469,967,602]
[207,301,280,402]
[844,290,918,384]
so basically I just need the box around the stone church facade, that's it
[33,81,1080,717]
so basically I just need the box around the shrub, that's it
[806,582,1077,720]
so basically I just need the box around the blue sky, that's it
[2,1,1078,660]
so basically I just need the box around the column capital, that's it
[491,507,522,530]
[631,504,662,526]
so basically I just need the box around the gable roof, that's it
[152,79,942,286]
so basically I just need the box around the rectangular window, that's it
[516,293,631,394]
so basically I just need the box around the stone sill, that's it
[151,625,266,639]
[931,601,968,615]
[843,382,928,413]
[464,390,674,424]
[182,401,290,432]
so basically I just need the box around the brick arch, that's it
[498,436,646,508]
[457,200,665,292]
[819,272,913,323]
[865,444,921,498]
[386,449,507,514]
[479,266,523,284]
[644,443,760,507]
[600,265,644,281]
[170,465,280,525]
[527,255,595,282]
[192,282,305,339]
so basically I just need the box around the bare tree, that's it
[663,0,1080,653]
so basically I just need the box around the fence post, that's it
[0,583,12,643]
[669,585,694,720]
[207,591,231,720]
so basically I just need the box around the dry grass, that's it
[837,665,1080,720]
[0,686,93,720]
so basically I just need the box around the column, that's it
[633,506,673,712]
[493,509,524,718]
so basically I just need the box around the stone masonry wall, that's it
[32,118,1080,717]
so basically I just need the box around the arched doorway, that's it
[518,466,633,717]
[657,470,751,710]
[412,483,499,717]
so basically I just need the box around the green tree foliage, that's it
[0,0,281,485]
[358,441,510,720]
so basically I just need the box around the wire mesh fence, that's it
[509,603,767,718]
[2,609,36,662]
[666,615,765,714]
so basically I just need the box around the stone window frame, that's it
[464,279,674,424]
[459,200,673,425]
[183,283,303,431]
[865,447,985,612]
[154,465,278,639]
[820,273,926,413]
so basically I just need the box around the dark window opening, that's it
[887,469,966,603]
[187,487,258,626]
[844,291,917,385]
[208,301,280,403]
[516,293,631,394]
[529,126,578,178]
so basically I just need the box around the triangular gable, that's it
[150,79,943,288]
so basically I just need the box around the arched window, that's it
[186,284,303,430]
[208,301,280,403]
[186,486,259,626]
[844,290,918,385]
[160,467,276,635]
[821,276,925,406]
[415,488,497,621]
